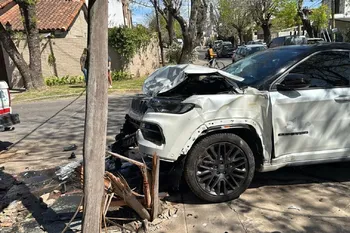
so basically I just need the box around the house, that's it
[108,0,132,28]
[323,0,350,41]
[0,0,88,88]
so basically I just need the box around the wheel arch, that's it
[181,121,267,170]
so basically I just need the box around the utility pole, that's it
[82,0,109,232]
[331,0,336,41]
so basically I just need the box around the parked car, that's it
[246,40,265,45]
[0,81,20,132]
[213,40,223,52]
[131,43,350,202]
[217,42,234,58]
[269,35,324,48]
[232,44,266,63]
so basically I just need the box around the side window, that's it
[287,51,350,88]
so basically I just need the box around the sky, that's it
[131,0,323,26]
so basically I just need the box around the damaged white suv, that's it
[136,43,350,202]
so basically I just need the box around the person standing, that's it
[207,44,215,67]
[108,56,112,88]
[80,48,88,85]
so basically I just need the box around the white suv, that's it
[136,43,350,202]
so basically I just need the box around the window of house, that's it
[287,51,350,88]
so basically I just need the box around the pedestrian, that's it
[207,44,215,67]
[108,56,112,88]
[80,48,88,86]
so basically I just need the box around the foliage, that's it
[111,71,133,81]
[218,0,253,43]
[148,14,182,44]
[48,53,56,67]
[272,0,301,30]
[108,25,152,61]
[166,43,198,63]
[45,76,85,86]
[310,4,330,31]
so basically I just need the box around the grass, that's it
[13,77,146,103]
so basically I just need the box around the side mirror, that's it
[277,73,310,90]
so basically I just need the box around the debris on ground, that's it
[63,144,78,152]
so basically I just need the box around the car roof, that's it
[269,42,350,52]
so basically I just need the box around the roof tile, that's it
[0,0,84,32]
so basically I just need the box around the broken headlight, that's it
[148,98,195,114]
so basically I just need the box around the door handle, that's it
[334,96,350,102]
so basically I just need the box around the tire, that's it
[214,61,225,69]
[184,133,255,203]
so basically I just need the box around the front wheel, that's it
[184,133,255,203]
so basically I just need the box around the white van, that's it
[0,81,20,131]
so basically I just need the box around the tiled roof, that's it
[0,0,84,32]
[0,0,12,9]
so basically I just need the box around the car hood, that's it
[142,64,243,96]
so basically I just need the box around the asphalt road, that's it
[195,48,232,67]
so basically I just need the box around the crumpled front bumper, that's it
[0,113,20,131]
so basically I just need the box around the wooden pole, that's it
[82,0,108,232]
[151,154,160,221]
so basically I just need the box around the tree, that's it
[297,0,314,37]
[219,0,253,44]
[16,0,44,88]
[0,0,44,90]
[272,0,301,30]
[82,0,108,231]
[249,0,282,43]
[148,12,182,44]
[310,4,330,37]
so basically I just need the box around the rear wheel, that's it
[184,133,255,202]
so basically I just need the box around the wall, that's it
[3,11,87,88]
[108,0,125,28]
[109,38,160,78]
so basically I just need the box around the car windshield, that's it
[223,48,306,87]
[246,46,265,55]
[223,45,233,49]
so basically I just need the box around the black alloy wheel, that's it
[184,133,255,202]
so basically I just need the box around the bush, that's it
[108,25,152,65]
[111,71,133,81]
[45,76,85,86]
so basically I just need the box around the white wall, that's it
[85,0,125,28]
[108,0,125,28]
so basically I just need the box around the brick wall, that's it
[3,10,87,88]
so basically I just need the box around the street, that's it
[1,91,350,233]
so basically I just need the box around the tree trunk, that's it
[18,1,44,89]
[176,0,199,63]
[166,11,174,45]
[237,29,243,45]
[154,0,165,66]
[261,23,271,44]
[0,23,34,89]
[82,0,109,232]
[178,33,192,64]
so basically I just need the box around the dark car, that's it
[269,36,324,48]
[232,44,267,63]
[217,42,234,58]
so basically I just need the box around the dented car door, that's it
[270,50,350,161]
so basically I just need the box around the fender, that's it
[180,118,272,164]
